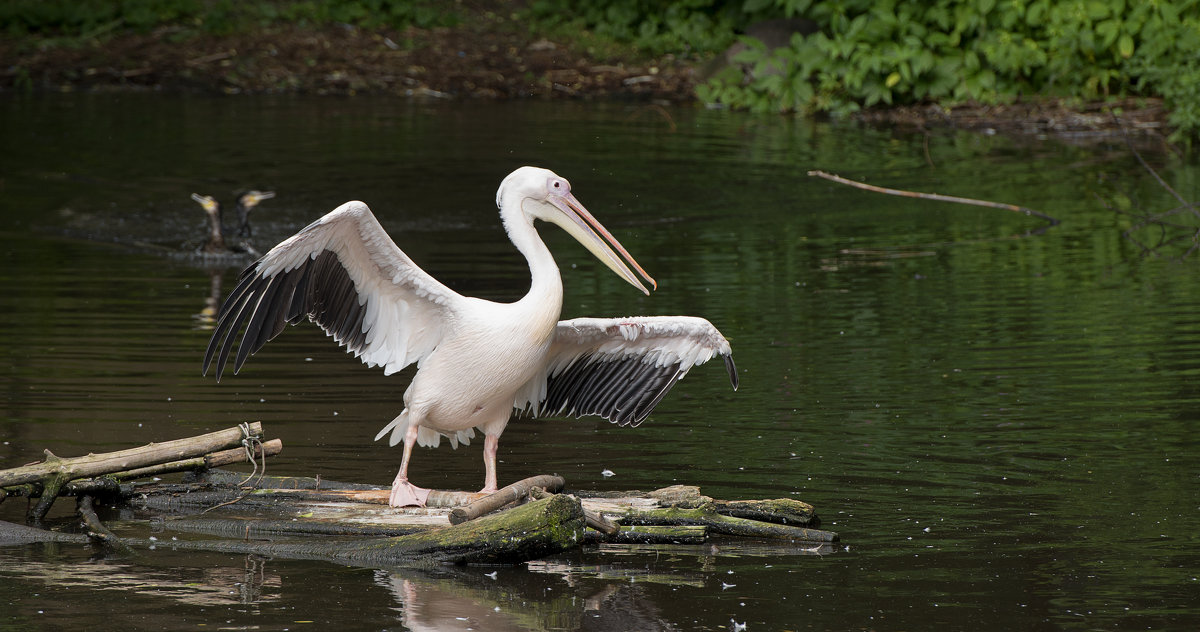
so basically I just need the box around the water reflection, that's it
[193,272,223,330]
[386,576,681,632]
[3,94,1200,630]
[0,540,824,631]
[0,550,281,608]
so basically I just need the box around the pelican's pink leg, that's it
[479,434,499,494]
[389,423,431,507]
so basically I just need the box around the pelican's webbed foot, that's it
[389,475,431,508]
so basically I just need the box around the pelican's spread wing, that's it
[203,201,462,380]
[516,316,738,426]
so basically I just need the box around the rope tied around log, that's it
[198,423,269,516]
[235,421,267,488]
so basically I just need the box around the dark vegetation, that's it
[2,1,1195,139]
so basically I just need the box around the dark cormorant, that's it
[189,191,272,257]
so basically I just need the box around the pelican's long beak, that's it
[549,191,657,295]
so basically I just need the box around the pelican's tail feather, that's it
[374,410,410,447]
[374,411,478,449]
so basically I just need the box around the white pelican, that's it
[203,167,737,507]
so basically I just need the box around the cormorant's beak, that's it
[191,193,219,213]
[240,191,276,209]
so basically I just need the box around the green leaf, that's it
[1118,34,1134,58]
[1087,0,1110,20]
[1096,19,1119,47]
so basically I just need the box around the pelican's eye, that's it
[547,177,569,194]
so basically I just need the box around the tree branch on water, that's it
[807,170,1060,231]
[77,494,136,555]
[0,423,281,522]
[1112,109,1197,219]
[1104,111,1200,260]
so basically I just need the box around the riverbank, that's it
[1,14,1170,139]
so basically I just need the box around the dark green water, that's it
[1,94,1198,631]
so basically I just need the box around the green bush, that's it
[532,0,1200,140]
[696,0,1200,139]
[525,0,744,57]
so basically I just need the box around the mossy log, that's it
[361,493,585,565]
[713,498,817,526]
[598,524,708,544]
[2,423,838,565]
[167,492,587,567]
[577,485,835,542]
[449,475,565,524]
[0,494,587,566]
[121,477,837,544]
[615,506,837,542]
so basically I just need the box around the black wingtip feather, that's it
[214,275,266,380]
[724,354,739,390]
[203,271,261,376]
[235,274,285,373]
[628,367,685,427]
[205,247,380,382]
[537,353,691,428]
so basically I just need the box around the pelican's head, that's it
[191,193,221,216]
[497,166,657,295]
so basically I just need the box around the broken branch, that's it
[448,475,565,524]
[0,422,264,488]
[808,170,1059,229]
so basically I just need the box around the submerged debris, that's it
[0,424,838,567]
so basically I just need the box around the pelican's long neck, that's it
[502,199,563,322]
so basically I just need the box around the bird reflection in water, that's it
[379,571,682,632]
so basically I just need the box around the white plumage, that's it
[204,166,736,507]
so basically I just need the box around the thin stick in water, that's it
[807,170,1059,228]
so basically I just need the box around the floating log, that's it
[0,422,265,488]
[714,498,816,526]
[532,487,619,535]
[577,491,833,542]
[617,506,836,542]
[115,438,283,481]
[579,485,817,525]
[448,475,565,524]
[603,524,708,544]
[0,424,838,567]
[1,493,587,566]
[76,494,137,556]
[8,440,284,501]
[0,423,281,522]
